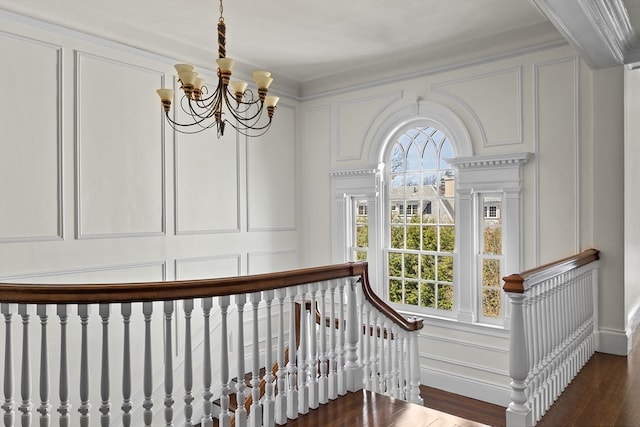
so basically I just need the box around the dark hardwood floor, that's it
[423,327,640,427]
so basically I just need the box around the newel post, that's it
[504,274,532,427]
[345,277,364,392]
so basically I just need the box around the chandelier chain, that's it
[219,0,224,22]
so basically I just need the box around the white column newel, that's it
[37,305,50,427]
[345,278,363,392]
[297,285,309,415]
[99,304,111,427]
[408,332,422,405]
[201,297,214,427]
[249,292,263,427]
[142,302,154,427]
[235,293,247,427]
[286,288,298,420]
[307,287,319,410]
[317,283,328,405]
[163,301,175,427]
[505,292,532,427]
[218,296,231,427]
[121,303,132,427]
[183,299,194,427]
[262,290,276,427]
[274,289,287,425]
[77,304,90,427]
[2,304,14,427]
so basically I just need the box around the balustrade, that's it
[0,262,422,426]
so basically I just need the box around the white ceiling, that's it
[0,0,638,95]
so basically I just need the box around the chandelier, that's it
[156,0,279,138]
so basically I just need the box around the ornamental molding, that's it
[447,153,533,169]
[328,166,380,177]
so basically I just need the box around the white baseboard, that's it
[597,328,629,355]
[420,367,511,407]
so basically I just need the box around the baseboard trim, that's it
[420,367,510,407]
[597,328,629,355]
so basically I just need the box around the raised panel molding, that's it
[247,102,296,232]
[0,31,63,243]
[533,56,579,265]
[336,91,403,161]
[432,67,523,147]
[174,97,241,235]
[75,51,166,239]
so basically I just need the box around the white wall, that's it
[298,44,626,404]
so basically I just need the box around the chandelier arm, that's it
[223,117,273,138]
[163,112,219,134]
[221,87,266,124]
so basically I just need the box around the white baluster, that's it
[307,287,319,410]
[183,299,194,427]
[274,289,287,425]
[389,325,398,398]
[99,304,110,427]
[398,333,407,400]
[337,280,346,396]
[505,292,532,427]
[235,293,247,427]
[379,318,386,394]
[142,301,153,427]
[262,290,275,427]
[327,282,337,400]
[121,303,132,427]
[370,311,379,393]
[218,296,231,427]
[37,305,50,427]
[77,304,90,427]
[317,283,328,405]
[345,277,363,392]
[201,297,213,427]
[286,288,298,420]
[163,301,174,427]
[2,303,14,427]
[56,305,70,427]
[362,304,371,391]
[249,292,262,427]
[297,286,309,415]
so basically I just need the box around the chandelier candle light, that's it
[156,0,279,138]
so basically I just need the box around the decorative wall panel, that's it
[247,250,298,274]
[247,103,296,231]
[75,52,165,238]
[432,68,523,147]
[535,58,579,263]
[175,126,240,234]
[0,32,62,242]
[175,255,241,280]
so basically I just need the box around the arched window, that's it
[385,127,456,313]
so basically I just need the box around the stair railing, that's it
[0,261,423,427]
[503,249,600,427]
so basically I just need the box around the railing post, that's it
[77,304,90,427]
[121,303,132,427]
[2,303,14,427]
[274,289,287,425]
[163,301,174,427]
[505,277,532,427]
[183,299,194,427]
[99,303,111,427]
[142,301,154,427]
[201,298,213,427]
[345,277,363,392]
[262,290,275,427]
[218,296,231,427]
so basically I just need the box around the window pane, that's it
[482,288,501,317]
[422,226,437,251]
[420,282,435,308]
[388,252,402,277]
[483,225,501,255]
[404,253,419,279]
[420,255,435,280]
[407,143,421,171]
[437,284,453,311]
[390,226,404,249]
[405,281,419,306]
[437,256,454,282]
[406,225,420,250]
[389,279,403,303]
[482,258,501,287]
[440,226,455,252]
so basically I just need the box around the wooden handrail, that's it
[0,262,367,304]
[503,248,600,293]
